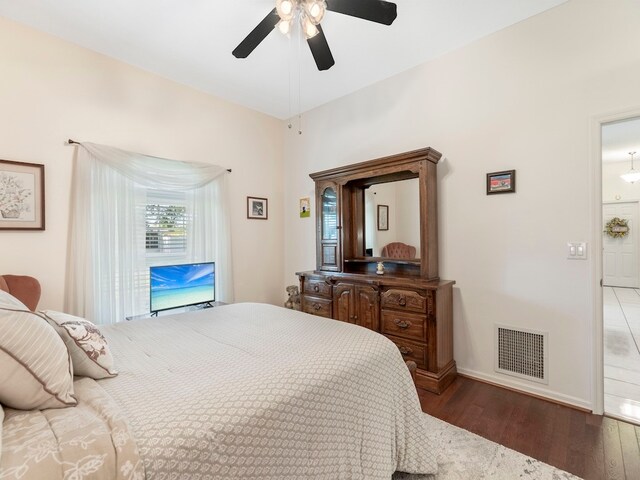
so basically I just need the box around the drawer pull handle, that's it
[398,296,407,306]
[313,285,320,292]
[399,346,413,355]
[313,303,321,311]
[394,319,410,329]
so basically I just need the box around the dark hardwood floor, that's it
[418,376,640,480]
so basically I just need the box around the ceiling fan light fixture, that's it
[277,19,292,35]
[234,0,397,70]
[304,0,326,25]
[276,0,295,21]
[621,151,640,183]
[302,14,320,39]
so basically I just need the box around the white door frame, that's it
[590,106,640,415]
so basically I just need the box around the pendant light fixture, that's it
[621,151,640,183]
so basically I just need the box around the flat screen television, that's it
[150,262,215,313]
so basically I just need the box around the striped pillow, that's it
[0,307,77,410]
[40,310,117,379]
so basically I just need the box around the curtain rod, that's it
[66,139,232,173]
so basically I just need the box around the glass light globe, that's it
[621,152,640,183]
[282,0,293,15]
[302,14,319,38]
[276,0,296,20]
[277,19,292,35]
[621,169,640,183]
[305,0,326,25]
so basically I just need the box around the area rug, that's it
[393,414,581,479]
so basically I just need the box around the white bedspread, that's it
[98,303,437,479]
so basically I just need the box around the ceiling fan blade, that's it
[325,0,397,25]
[307,25,335,71]
[232,8,280,59]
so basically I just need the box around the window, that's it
[144,189,189,257]
[140,192,190,312]
[145,204,187,254]
[66,142,232,324]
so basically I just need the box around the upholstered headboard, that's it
[0,275,41,311]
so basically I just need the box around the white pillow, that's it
[0,307,77,410]
[0,289,28,310]
[40,310,118,379]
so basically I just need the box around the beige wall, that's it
[365,179,420,256]
[284,0,640,408]
[0,17,284,310]
[394,179,420,253]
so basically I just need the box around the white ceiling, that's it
[0,0,567,119]
[602,117,640,163]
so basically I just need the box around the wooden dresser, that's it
[296,147,456,394]
[298,272,455,394]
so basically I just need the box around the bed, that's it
[1,295,437,479]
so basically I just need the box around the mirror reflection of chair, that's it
[380,242,416,259]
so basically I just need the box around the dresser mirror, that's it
[363,178,420,259]
[311,148,440,279]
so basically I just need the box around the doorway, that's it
[603,202,639,288]
[601,116,640,425]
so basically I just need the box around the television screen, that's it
[150,262,215,313]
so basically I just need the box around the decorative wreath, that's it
[604,217,630,238]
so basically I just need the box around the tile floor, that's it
[603,286,640,424]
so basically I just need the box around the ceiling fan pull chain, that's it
[297,25,303,135]
[288,23,293,130]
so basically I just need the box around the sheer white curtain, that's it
[65,142,233,324]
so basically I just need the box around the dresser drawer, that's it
[381,310,426,342]
[381,289,430,314]
[302,296,333,318]
[303,279,332,298]
[385,334,427,368]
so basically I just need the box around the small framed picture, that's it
[377,204,389,231]
[486,170,516,195]
[0,159,45,230]
[299,197,310,218]
[247,196,268,220]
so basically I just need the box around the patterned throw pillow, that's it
[40,310,118,379]
[0,307,77,410]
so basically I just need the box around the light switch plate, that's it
[567,242,587,260]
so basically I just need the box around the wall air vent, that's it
[495,325,548,384]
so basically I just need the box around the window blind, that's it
[144,190,188,255]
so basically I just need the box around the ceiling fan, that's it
[232,0,398,71]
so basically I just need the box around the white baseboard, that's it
[457,367,593,412]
